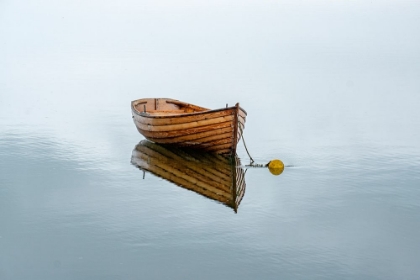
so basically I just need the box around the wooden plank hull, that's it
[131,98,247,155]
[131,140,246,212]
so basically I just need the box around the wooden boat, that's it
[131,98,247,155]
[131,140,246,212]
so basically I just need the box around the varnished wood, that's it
[146,127,233,144]
[136,121,233,139]
[134,115,235,132]
[131,98,247,155]
[136,109,234,126]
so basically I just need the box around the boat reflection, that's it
[131,140,246,212]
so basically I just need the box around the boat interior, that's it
[132,98,209,115]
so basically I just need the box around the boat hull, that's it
[131,98,246,155]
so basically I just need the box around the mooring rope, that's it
[238,120,284,176]
[239,126,255,163]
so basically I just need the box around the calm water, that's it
[1,1,420,279]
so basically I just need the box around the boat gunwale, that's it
[131,101,247,119]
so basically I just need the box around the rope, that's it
[245,163,265,168]
[239,126,255,163]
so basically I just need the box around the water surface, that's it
[1,1,420,279]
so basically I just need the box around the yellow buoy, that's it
[267,159,284,176]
